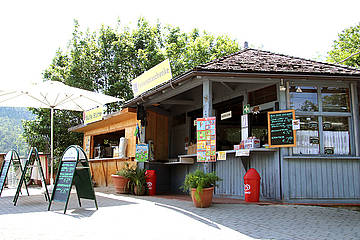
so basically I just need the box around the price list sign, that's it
[267,110,296,148]
[0,159,11,194]
[52,161,77,202]
[196,117,216,162]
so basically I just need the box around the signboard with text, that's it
[267,110,296,148]
[84,106,103,125]
[131,59,172,97]
[48,145,98,214]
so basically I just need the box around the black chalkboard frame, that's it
[0,150,30,197]
[13,147,49,205]
[0,152,12,196]
[48,145,98,214]
[267,109,297,148]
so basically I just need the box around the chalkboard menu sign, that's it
[267,110,296,148]
[52,161,77,202]
[13,147,48,205]
[48,145,98,214]
[0,159,11,195]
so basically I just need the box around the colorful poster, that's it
[196,117,216,162]
[135,143,149,162]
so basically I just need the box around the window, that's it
[290,86,318,112]
[290,84,351,155]
[293,116,319,154]
[321,87,350,112]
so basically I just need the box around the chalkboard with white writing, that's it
[48,145,98,214]
[0,159,11,195]
[267,110,296,148]
[52,161,77,202]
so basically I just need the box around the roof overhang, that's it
[123,69,360,108]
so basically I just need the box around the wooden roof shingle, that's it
[195,48,360,76]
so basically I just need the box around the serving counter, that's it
[88,157,136,187]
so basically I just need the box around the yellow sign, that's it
[84,107,103,125]
[131,59,172,96]
[217,151,227,160]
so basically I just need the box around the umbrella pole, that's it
[50,107,54,186]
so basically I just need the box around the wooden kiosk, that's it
[70,108,168,187]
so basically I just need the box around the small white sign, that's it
[221,111,232,120]
[241,127,248,141]
[241,114,248,128]
[292,119,300,130]
[235,149,250,157]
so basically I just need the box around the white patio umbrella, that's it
[0,80,121,185]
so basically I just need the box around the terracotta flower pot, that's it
[111,175,130,194]
[133,184,146,196]
[191,186,214,208]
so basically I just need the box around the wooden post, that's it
[351,83,360,156]
[203,79,212,173]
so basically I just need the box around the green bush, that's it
[181,169,221,201]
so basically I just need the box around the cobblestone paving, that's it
[0,187,359,240]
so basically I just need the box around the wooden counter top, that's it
[88,157,129,162]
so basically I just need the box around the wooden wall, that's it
[89,159,137,187]
[146,110,169,160]
[81,110,137,158]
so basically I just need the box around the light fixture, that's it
[296,86,302,93]
[279,79,286,91]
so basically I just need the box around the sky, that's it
[0,0,359,89]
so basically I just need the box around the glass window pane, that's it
[321,87,350,112]
[293,116,320,154]
[323,116,350,155]
[290,86,318,112]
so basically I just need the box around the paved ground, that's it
[0,187,360,240]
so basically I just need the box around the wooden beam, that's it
[147,77,203,104]
[204,76,278,84]
[162,99,195,105]
[220,82,235,93]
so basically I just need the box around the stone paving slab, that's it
[0,187,360,240]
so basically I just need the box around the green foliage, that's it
[0,107,33,156]
[24,17,240,167]
[115,162,134,178]
[127,166,147,195]
[328,23,360,68]
[181,169,221,201]
[22,108,83,158]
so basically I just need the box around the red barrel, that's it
[243,168,261,202]
[145,170,156,196]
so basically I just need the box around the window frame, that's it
[288,81,354,155]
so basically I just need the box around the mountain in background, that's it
[0,107,34,156]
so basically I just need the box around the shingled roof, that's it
[195,48,360,76]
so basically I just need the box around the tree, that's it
[23,17,240,162]
[328,23,360,68]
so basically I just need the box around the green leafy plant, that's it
[128,166,147,195]
[114,162,133,178]
[181,169,221,201]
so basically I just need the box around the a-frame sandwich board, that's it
[0,150,29,197]
[13,147,50,205]
[48,145,98,214]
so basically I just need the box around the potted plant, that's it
[129,167,147,196]
[111,163,133,194]
[181,169,221,208]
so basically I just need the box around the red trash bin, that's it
[243,168,261,202]
[145,170,156,196]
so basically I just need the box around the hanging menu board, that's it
[52,161,77,202]
[267,110,296,148]
[196,117,216,162]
